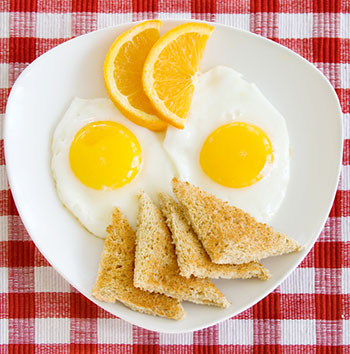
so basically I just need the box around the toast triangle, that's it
[134,191,230,308]
[92,207,185,320]
[172,178,302,265]
[159,192,271,280]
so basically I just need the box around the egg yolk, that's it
[69,121,142,190]
[200,122,274,188]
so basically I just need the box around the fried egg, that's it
[51,97,174,238]
[164,66,290,222]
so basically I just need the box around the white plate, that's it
[4,20,342,333]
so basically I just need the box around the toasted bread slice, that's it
[134,191,230,308]
[92,207,185,320]
[172,178,302,265]
[159,192,271,280]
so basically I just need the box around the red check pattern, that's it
[0,0,349,352]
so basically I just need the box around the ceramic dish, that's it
[4,20,343,333]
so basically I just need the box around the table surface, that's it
[0,0,349,352]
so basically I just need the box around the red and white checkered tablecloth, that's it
[0,0,349,352]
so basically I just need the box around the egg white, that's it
[51,97,175,238]
[164,66,290,223]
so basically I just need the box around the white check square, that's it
[97,318,133,344]
[158,12,191,20]
[341,217,350,242]
[218,319,253,345]
[0,114,4,140]
[0,268,8,292]
[278,13,313,38]
[279,268,315,294]
[342,114,350,139]
[281,320,316,345]
[341,64,350,89]
[0,12,9,37]
[0,215,8,241]
[215,14,250,31]
[340,13,350,38]
[0,166,9,190]
[343,320,350,345]
[35,318,70,344]
[0,63,9,89]
[35,267,70,292]
[0,319,8,344]
[36,13,72,39]
[340,165,350,191]
[97,13,133,29]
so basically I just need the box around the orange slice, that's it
[143,23,214,129]
[104,20,167,132]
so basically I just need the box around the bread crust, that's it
[172,178,302,265]
[159,192,271,280]
[92,207,185,320]
[134,191,230,308]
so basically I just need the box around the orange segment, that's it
[143,23,214,129]
[104,20,167,132]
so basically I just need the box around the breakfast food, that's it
[172,178,302,265]
[143,22,214,129]
[51,97,175,238]
[159,192,271,280]
[164,66,290,223]
[49,21,305,321]
[134,191,230,308]
[103,20,167,131]
[92,207,185,320]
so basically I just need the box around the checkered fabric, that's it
[0,0,349,352]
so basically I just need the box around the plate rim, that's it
[4,19,343,333]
